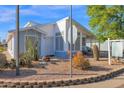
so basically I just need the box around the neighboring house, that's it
[1,39,7,47]
[6,17,95,58]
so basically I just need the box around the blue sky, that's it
[0,5,90,41]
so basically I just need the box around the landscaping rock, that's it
[24,85,32,88]
[16,85,23,88]
[33,85,40,88]
[7,84,16,88]
[20,82,29,86]
[13,82,20,85]
[29,82,37,86]
[0,81,4,84]
[1,84,7,87]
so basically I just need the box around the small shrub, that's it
[92,44,99,61]
[9,59,16,69]
[18,38,39,67]
[0,53,8,69]
[9,57,32,69]
[72,51,90,70]
[19,52,32,67]
[0,46,6,52]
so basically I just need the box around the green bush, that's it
[10,56,32,68]
[0,46,6,52]
[0,53,8,69]
[0,54,16,69]
[6,38,39,68]
[9,59,16,69]
[20,52,32,67]
[19,38,39,67]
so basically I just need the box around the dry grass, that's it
[0,46,6,52]
[0,53,7,63]
[0,53,8,70]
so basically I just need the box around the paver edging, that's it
[0,67,124,88]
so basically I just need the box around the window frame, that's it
[55,32,64,52]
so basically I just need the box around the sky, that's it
[0,5,90,41]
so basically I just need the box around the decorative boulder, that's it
[42,56,50,62]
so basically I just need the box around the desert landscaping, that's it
[0,50,124,82]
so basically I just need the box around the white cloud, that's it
[0,6,15,23]
[31,5,69,10]
[0,31,7,40]
[20,9,40,16]
[0,5,87,23]
[20,5,70,20]
[0,5,67,23]
[31,5,83,10]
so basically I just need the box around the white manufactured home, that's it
[6,17,95,58]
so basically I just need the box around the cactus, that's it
[92,44,99,61]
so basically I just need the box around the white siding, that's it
[86,39,108,51]
[8,36,15,58]
[38,24,55,55]
[55,18,67,51]
[38,24,55,36]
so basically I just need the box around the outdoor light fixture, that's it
[16,5,20,76]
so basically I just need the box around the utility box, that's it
[112,42,123,57]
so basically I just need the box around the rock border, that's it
[0,67,124,88]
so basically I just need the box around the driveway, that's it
[65,72,124,88]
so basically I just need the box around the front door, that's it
[41,36,54,56]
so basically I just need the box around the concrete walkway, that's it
[65,72,124,88]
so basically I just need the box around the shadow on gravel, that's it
[116,84,124,88]
[0,69,37,78]
[89,66,112,71]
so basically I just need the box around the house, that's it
[6,17,95,58]
[1,39,7,48]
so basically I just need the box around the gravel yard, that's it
[0,58,124,82]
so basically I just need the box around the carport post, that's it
[16,5,20,76]
[108,38,111,65]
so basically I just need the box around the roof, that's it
[65,17,95,39]
[72,19,95,39]
[24,21,41,27]
[6,26,47,42]
[7,16,95,42]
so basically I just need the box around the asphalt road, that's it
[64,72,124,88]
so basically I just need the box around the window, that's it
[75,37,80,50]
[55,32,64,51]
[82,37,86,46]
